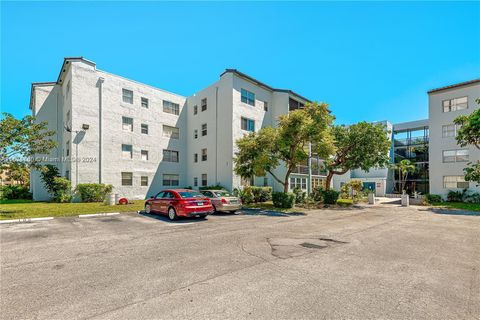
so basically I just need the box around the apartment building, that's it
[428,79,480,197]
[29,58,319,200]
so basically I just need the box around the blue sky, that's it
[1,1,479,124]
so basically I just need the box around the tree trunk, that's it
[325,172,334,190]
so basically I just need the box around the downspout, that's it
[215,86,219,184]
[308,142,312,195]
[98,77,105,184]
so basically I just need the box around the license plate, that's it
[196,202,204,206]
[230,200,237,204]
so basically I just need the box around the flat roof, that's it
[427,79,480,94]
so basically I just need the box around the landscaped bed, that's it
[430,202,480,212]
[0,200,145,220]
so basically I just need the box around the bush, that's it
[311,186,324,202]
[0,185,32,200]
[447,190,467,202]
[337,198,353,207]
[251,186,272,203]
[322,189,340,205]
[237,186,254,204]
[292,187,306,204]
[199,184,225,191]
[52,177,72,203]
[76,183,113,202]
[464,192,480,204]
[272,192,295,208]
[425,194,442,204]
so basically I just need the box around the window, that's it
[263,101,268,112]
[263,177,268,187]
[194,129,198,139]
[201,123,207,136]
[194,153,198,163]
[122,144,133,159]
[443,176,469,189]
[121,172,133,186]
[141,97,149,108]
[65,141,70,157]
[201,174,207,186]
[163,100,179,115]
[290,177,307,190]
[201,98,207,111]
[194,105,198,115]
[289,98,305,111]
[163,149,179,162]
[194,177,198,187]
[442,124,456,138]
[202,148,207,161]
[241,117,255,132]
[122,117,133,132]
[241,89,255,106]
[443,97,468,112]
[122,89,133,104]
[141,150,149,161]
[163,125,179,139]
[141,124,149,135]
[65,170,70,180]
[442,149,469,163]
[141,176,148,186]
[163,174,179,186]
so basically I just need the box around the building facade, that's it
[29,58,323,200]
[428,79,480,197]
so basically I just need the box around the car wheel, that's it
[145,204,152,214]
[168,207,177,221]
[212,205,217,213]
[230,210,237,214]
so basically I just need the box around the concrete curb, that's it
[0,217,54,224]
[78,212,120,218]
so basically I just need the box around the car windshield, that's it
[214,190,233,197]
[178,191,204,198]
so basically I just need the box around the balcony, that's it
[292,165,327,176]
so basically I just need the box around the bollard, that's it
[368,192,375,205]
[114,193,120,205]
[108,193,115,206]
[401,194,409,207]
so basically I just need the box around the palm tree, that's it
[391,159,416,194]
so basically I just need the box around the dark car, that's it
[144,189,214,220]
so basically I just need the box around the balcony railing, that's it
[292,165,327,176]
[393,137,429,147]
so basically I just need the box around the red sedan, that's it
[144,189,214,220]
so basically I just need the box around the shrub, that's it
[464,192,480,204]
[0,185,32,200]
[237,186,254,204]
[292,187,306,204]
[199,184,225,191]
[425,194,442,204]
[76,183,113,202]
[272,192,295,208]
[322,189,340,205]
[251,186,272,203]
[447,190,467,202]
[52,177,72,203]
[311,186,324,202]
[337,198,353,207]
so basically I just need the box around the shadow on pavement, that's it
[420,207,480,217]
[238,208,306,217]
[138,211,208,223]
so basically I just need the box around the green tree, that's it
[234,102,335,193]
[454,99,480,185]
[324,122,391,189]
[2,162,30,186]
[0,113,57,168]
[391,159,416,193]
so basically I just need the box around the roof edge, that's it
[428,79,480,94]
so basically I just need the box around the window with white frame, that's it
[241,117,255,132]
[201,98,207,111]
[122,89,133,104]
[442,124,456,138]
[442,149,469,163]
[141,124,149,134]
[241,89,255,106]
[141,150,149,161]
[163,149,179,162]
[141,97,149,108]
[141,176,148,186]
[443,96,468,112]
[163,174,179,186]
[163,100,179,115]
[121,172,133,186]
[201,123,207,136]
[263,177,268,187]
[443,176,469,189]
[201,148,207,161]
[122,117,133,132]
[290,177,307,190]
[163,125,179,139]
[201,174,207,186]
[122,144,133,159]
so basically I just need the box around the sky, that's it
[1,1,479,125]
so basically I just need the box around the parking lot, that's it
[1,205,479,320]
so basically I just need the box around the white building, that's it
[29,57,324,200]
[428,79,480,198]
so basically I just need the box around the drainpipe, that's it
[98,77,105,184]
[215,86,219,185]
[308,142,312,195]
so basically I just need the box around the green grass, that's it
[337,198,354,206]
[430,202,480,212]
[0,200,145,220]
[242,201,300,213]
